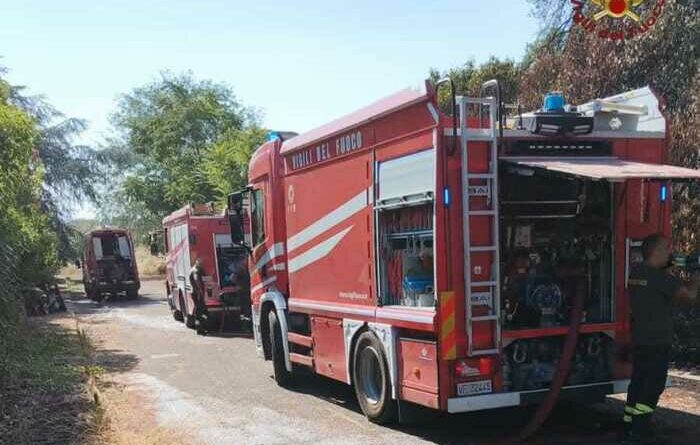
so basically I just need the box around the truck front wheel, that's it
[173,294,184,322]
[352,331,397,424]
[185,311,196,329]
[268,310,292,387]
[182,297,195,328]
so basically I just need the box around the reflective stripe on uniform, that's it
[625,405,642,415]
[635,403,654,414]
[623,415,632,423]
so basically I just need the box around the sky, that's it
[1,0,541,218]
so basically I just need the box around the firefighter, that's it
[229,258,251,323]
[622,233,699,444]
[189,258,209,335]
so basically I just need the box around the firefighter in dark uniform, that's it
[226,258,251,331]
[189,259,209,335]
[622,234,699,444]
[230,260,251,318]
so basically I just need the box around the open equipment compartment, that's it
[497,161,616,392]
[378,203,435,307]
[375,148,436,308]
[499,166,614,330]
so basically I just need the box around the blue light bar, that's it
[266,131,280,141]
[443,187,450,206]
[543,92,565,112]
[660,184,667,202]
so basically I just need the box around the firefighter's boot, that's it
[621,406,659,445]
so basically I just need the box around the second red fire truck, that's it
[162,203,249,332]
[227,81,700,422]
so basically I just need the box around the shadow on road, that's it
[61,282,166,315]
[54,275,700,445]
[280,370,700,445]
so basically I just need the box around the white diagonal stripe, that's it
[427,102,439,123]
[251,275,278,294]
[288,226,353,273]
[255,242,285,271]
[287,189,368,252]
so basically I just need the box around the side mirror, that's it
[74,259,81,269]
[228,191,249,251]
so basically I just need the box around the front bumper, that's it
[447,379,630,413]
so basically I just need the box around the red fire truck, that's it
[227,81,700,422]
[83,227,140,301]
[163,203,249,331]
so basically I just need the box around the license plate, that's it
[457,379,492,396]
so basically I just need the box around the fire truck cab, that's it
[228,81,700,422]
[163,203,249,331]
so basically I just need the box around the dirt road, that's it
[64,278,700,445]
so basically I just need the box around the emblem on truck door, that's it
[287,185,296,213]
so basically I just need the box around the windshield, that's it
[93,234,131,260]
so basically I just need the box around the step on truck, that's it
[162,203,250,332]
[226,81,700,422]
[82,227,140,301]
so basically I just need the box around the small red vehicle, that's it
[82,228,140,301]
[227,81,700,422]
[162,203,249,331]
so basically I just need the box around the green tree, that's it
[102,72,264,241]
[200,127,267,206]
[0,71,59,326]
[429,57,522,112]
[8,79,101,261]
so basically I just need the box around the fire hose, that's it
[506,254,698,442]
[509,276,586,442]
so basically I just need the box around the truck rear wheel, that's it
[268,310,292,387]
[352,331,397,424]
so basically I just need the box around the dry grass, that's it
[0,318,100,445]
[95,383,192,445]
[60,263,84,283]
[134,245,166,277]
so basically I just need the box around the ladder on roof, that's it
[458,96,502,357]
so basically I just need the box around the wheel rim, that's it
[358,345,383,405]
